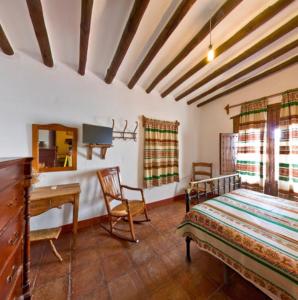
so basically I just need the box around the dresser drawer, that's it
[0,206,23,236]
[0,182,24,208]
[0,211,23,274]
[0,164,23,192]
[0,242,22,300]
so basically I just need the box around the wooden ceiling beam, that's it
[188,39,298,105]
[164,0,294,98]
[104,0,150,84]
[176,15,298,101]
[78,0,94,76]
[197,55,298,107]
[145,0,242,93]
[127,0,196,89]
[0,25,14,55]
[26,0,53,67]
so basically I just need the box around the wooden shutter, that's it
[265,103,280,196]
[220,133,238,175]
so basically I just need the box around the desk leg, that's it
[72,194,79,249]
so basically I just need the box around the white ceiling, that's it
[0,0,297,106]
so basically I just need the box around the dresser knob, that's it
[6,265,17,284]
[8,232,19,246]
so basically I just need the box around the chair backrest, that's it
[97,167,122,213]
[192,162,212,181]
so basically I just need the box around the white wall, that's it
[0,53,200,230]
[198,64,298,176]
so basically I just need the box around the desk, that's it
[30,183,80,247]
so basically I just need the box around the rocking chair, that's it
[97,167,150,242]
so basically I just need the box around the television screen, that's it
[82,124,113,145]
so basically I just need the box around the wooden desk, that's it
[30,183,80,247]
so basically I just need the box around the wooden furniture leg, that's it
[144,206,150,221]
[72,194,79,248]
[49,240,63,262]
[128,213,138,243]
[186,236,191,262]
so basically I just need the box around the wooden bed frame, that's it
[185,173,241,261]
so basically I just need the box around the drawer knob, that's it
[8,232,19,246]
[6,265,17,284]
[7,202,14,207]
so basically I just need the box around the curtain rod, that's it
[224,90,284,115]
[142,115,180,126]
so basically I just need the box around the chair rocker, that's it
[97,167,150,242]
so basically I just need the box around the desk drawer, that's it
[0,182,24,209]
[0,242,22,300]
[0,211,23,273]
[30,198,51,216]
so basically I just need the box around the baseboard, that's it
[61,193,184,233]
[147,193,184,210]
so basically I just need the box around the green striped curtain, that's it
[143,117,179,188]
[278,89,298,201]
[236,99,268,191]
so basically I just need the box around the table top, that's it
[30,183,80,201]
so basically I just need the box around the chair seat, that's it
[30,227,61,242]
[111,200,144,217]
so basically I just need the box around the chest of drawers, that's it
[0,158,32,300]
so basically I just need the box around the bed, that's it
[177,175,298,300]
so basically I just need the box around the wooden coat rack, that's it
[85,119,138,160]
[112,119,138,141]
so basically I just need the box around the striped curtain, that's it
[143,117,179,188]
[236,98,268,191]
[278,89,298,201]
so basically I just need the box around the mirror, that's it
[32,124,78,172]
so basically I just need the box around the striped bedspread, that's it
[177,189,298,300]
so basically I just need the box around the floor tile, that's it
[32,276,68,300]
[72,282,110,300]
[72,263,105,296]
[108,271,146,300]
[102,251,133,282]
[136,256,170,291]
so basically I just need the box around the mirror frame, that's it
[32,124,78,172]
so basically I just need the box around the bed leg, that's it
[186,236,191,262]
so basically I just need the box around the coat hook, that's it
[133,121,138,141]
[123,120,128,140]
[112,119,115,140]
[133,121,138,133]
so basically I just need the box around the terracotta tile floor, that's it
[30,201,270,300]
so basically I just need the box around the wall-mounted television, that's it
[82,124,113,145]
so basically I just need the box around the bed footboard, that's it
[185,173,241,262]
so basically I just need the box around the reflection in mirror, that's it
[38,130,74,168]
[32,124,78,172]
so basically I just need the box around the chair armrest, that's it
[104,192,123,202]
[120,185,145,202]
[121,185,143,192]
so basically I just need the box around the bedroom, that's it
[0,0,297,299]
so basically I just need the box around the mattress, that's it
[177,188,298,300]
